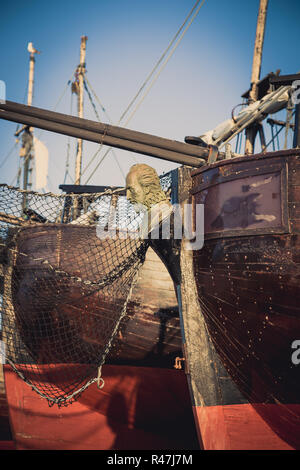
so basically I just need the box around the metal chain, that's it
[4,256,144,407]
[0,179,171,406]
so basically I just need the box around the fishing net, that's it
[0,176,172,407]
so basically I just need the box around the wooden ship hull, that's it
[0,226,199,450]
[1,150,299,451]
[8,224,182,368]
[189,149,300,449]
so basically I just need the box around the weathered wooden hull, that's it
[191,149,300,449]
[9,225,182,368]
[109,246,182,367]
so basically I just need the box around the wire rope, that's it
[84,0,206,183]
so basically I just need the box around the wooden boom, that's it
[0,100,211,167]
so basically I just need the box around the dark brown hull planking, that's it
[191,149,300,448]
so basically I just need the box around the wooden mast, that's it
[75,36,88,185]
[20,42,40,209]
[244,0,268,154]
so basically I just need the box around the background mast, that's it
[75,35,88,185]
[244,0,268,154]
[20,42,40,209]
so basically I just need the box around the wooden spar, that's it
[27,47,35,108]
[0,101,209,159]
[0,101,209,167]
[20,43,40,207]
[75,36,87,185]
[0,108,205,168]
[245,0,268,154]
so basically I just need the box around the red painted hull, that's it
[193,403,299,450]
[0,441,15,450]
[189,151,300,450]
[3,364,199,450]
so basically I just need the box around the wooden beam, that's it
[59,184,125,194]
[0,108,207,168]
[269,73,300,87]
[0,101,209,166]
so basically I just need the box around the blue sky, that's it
[1,0,299,192]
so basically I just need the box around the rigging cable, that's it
[82,78,126,179]
[0,142,18,170]
[118,0,206,125]
[84,0,206,184]
[63,88,75,184]
[1,80,29,182]
[84,76,111,120]
[265,110,295,150]
[83,79,102,123]
[122,0,206,128]
[35,68,78,142]
[82,77,137,174]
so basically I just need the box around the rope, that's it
[118,0,206,125]
[97,365,104,389]
[83,0,206,184]
[34,68,78,141]
[122,0,206,127]
[83,78,102,123]
[84,76,111,120]
[265,109,296,150]
[0,142,18,170]
[80,79,127,180]
[0,183,150,407]
[81,146,106,178]
[23,262,140,407]
[2,238,145,408]
[63,90,74,184]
